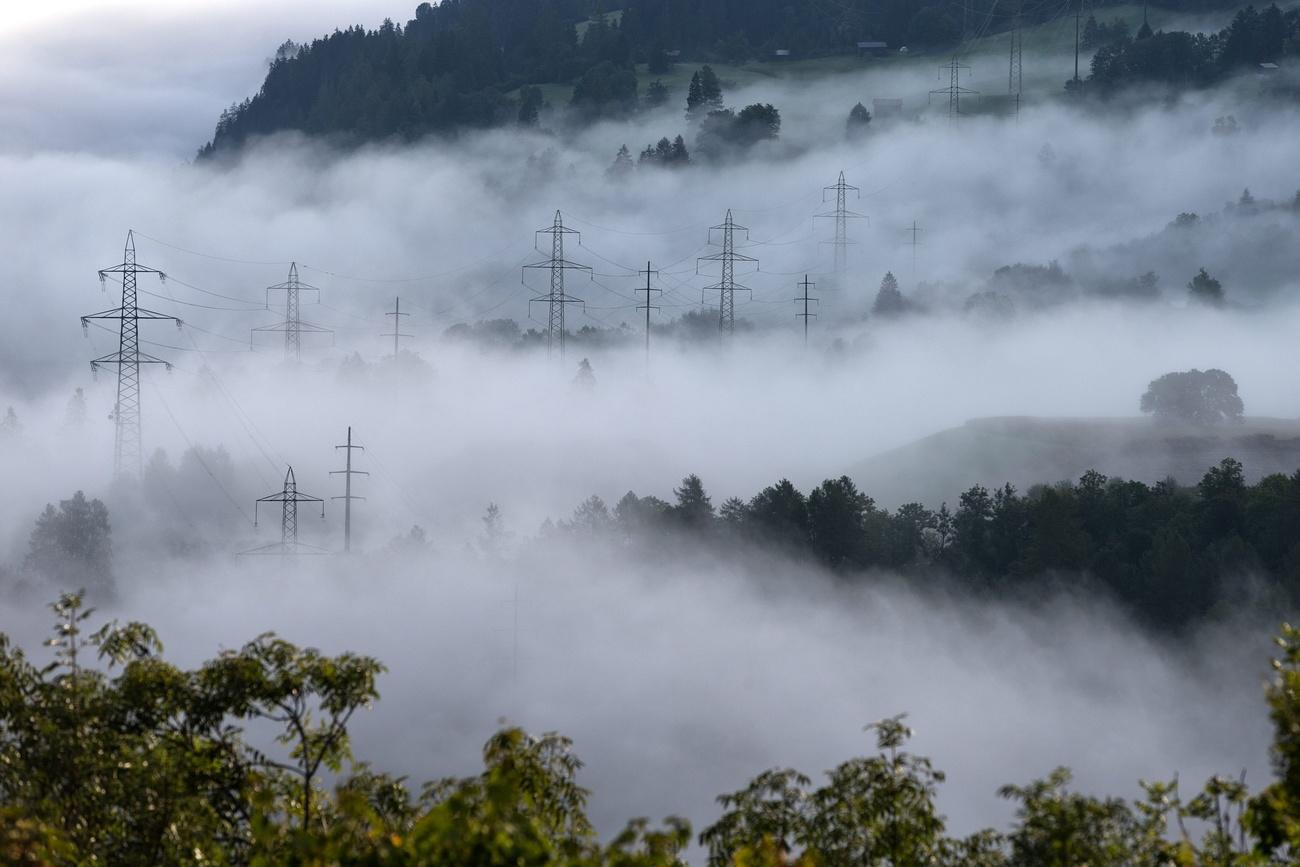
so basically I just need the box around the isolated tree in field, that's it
[1187,267,1224,306]
[573,357,596,389]
[1140,369,1243,425]
[25,491,113,596]
[846,102,872,139]
[873,271,905,316]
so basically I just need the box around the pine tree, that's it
[686,71,704,117]
[699,65,723,109]
[606,144,634,180]
[873,272,906,316]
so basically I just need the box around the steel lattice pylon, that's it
[251,262,332,361]
[698,210,758,336]
[81,230,181,479]
[240,466,327,556]
[815,171,865,276]
[930,57,978,120]
[523,211,590,359]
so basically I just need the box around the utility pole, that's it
[907,220,924,284]
[794,275,818,348]
[1074,0,1083,83]
[523,211,590,360]
[1009,0,1023,116]
[331,426,367,553]
[698,210,757,336]
[930,57,977,120]
[815,171,865,276]
[383,297,412,356]
[81,230,182,479]
[251,262,332,361]
[635,261,661,367]
[241,466,327,555]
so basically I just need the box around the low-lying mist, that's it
[2,6,1297,859]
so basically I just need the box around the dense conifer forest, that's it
[198,0,1295,157]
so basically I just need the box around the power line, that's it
[815,171,865,276]
[930,57,979,120]
[331,426,367,554]
[523,211,590,359]
[250,262,333,362]
[794,275,818,348]
[636,261,661,368]
[383,297,413,355]
[81,230,183,479]
[698,210,758,337]
[241,466,328,556]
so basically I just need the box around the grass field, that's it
[514,1,1287,111]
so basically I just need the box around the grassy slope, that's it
[845,416,1300,509]
[516,1,1286,111]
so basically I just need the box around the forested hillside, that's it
[197,0,1266,157]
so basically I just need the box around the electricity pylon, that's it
[523,211,590,359]
[331,426,367,553]
[698,210,758,336]
[794,275,818,348]
[241,466,327,556]
[906,220,924,284]
[930,57,978,119]
[81,230,182,479]
[636,261,661,367]
[815,171,865,275]
[251,262,332,361]
[383,297,412,356]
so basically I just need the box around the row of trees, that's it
[5,591,1300,864]
[1084,4,1300,94]
[546,453,1296,631]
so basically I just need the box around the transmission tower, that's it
[241,466,327,556]
[815,171,865,275]
[698,210,758,336]
[930,57,978,120]
[81,230,182,479]
[251,262,332,361]
[794,275,818,348]
[331,426,367,553]
[383,297,412,356]
[636,261,661,367]
[523,211,590,359]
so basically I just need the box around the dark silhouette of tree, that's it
[25,492,113,597]
[607,145,635,180]
[518,85,543,126]
[873,272,906,316]
[1187,267,1224,306]
[846,102,872,139]
[1140,369,1244,425]
[673,474,715,530]
[645,79,670,108]
[685,71,705,117]
[573,357,597,389]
